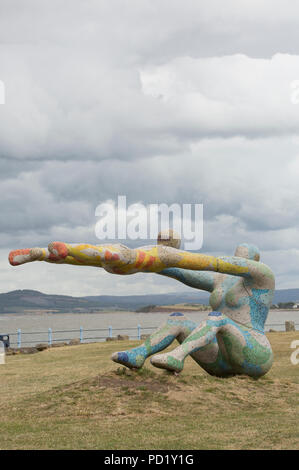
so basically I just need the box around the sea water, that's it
[0,310,298,347]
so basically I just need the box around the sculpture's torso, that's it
[210,274,274,332]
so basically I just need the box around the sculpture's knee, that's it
[208,311,226,319]
[166,312,187,331]
[206,311,229,329]
[169,312,185,319]
[167,312,197,343]
[167,312,193,325]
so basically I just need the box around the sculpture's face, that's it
[234,243,260,261]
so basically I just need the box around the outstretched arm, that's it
[9,242,218,274]
[9,241,274,289]
[158,268,217,292]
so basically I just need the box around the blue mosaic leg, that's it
[111,312,197,369]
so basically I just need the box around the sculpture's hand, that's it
[9,248,47,266]
[8,243,100,267]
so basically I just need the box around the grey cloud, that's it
[2,1,299,59]
[1,1,299,294]
[2,138,299,248]
[1,5,299,165]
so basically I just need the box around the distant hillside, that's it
[0,289,96,313]
[0,289,209,313]
[84,291,210,309]
[272,288,299,304]
[0,288,298,314]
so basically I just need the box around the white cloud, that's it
[140,54,299,138]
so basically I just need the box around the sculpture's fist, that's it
[8,248,44,266]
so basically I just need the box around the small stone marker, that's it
[117,335,129,341]
[69,338,80,346]
[285,321,296,332]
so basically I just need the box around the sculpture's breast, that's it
[210,277,247,311]
[224,285,243,308]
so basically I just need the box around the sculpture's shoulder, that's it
[247,260,275,289]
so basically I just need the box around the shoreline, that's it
[1,308,299,316]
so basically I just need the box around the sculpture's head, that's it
[234,243,260,261]
[157,229,181,249]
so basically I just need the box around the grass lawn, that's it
[0,331,298,450]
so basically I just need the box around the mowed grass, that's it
[0,332,298,450]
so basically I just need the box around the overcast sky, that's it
[1,0,299,296]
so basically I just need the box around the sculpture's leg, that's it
[189,336,234,377]
[111,311,233,375]
[150,313,224,373]
[111,312,198,369]
[151,312,273,378]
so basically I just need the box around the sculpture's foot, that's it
[150,352,184,373]
[48,242,69,259]
[111,347,147,370]
[9,248,44,266]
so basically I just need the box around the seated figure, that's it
[9,230,275,378]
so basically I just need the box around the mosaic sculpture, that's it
[9,230,275,378]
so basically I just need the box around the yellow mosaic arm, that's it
[9,240,273,288]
